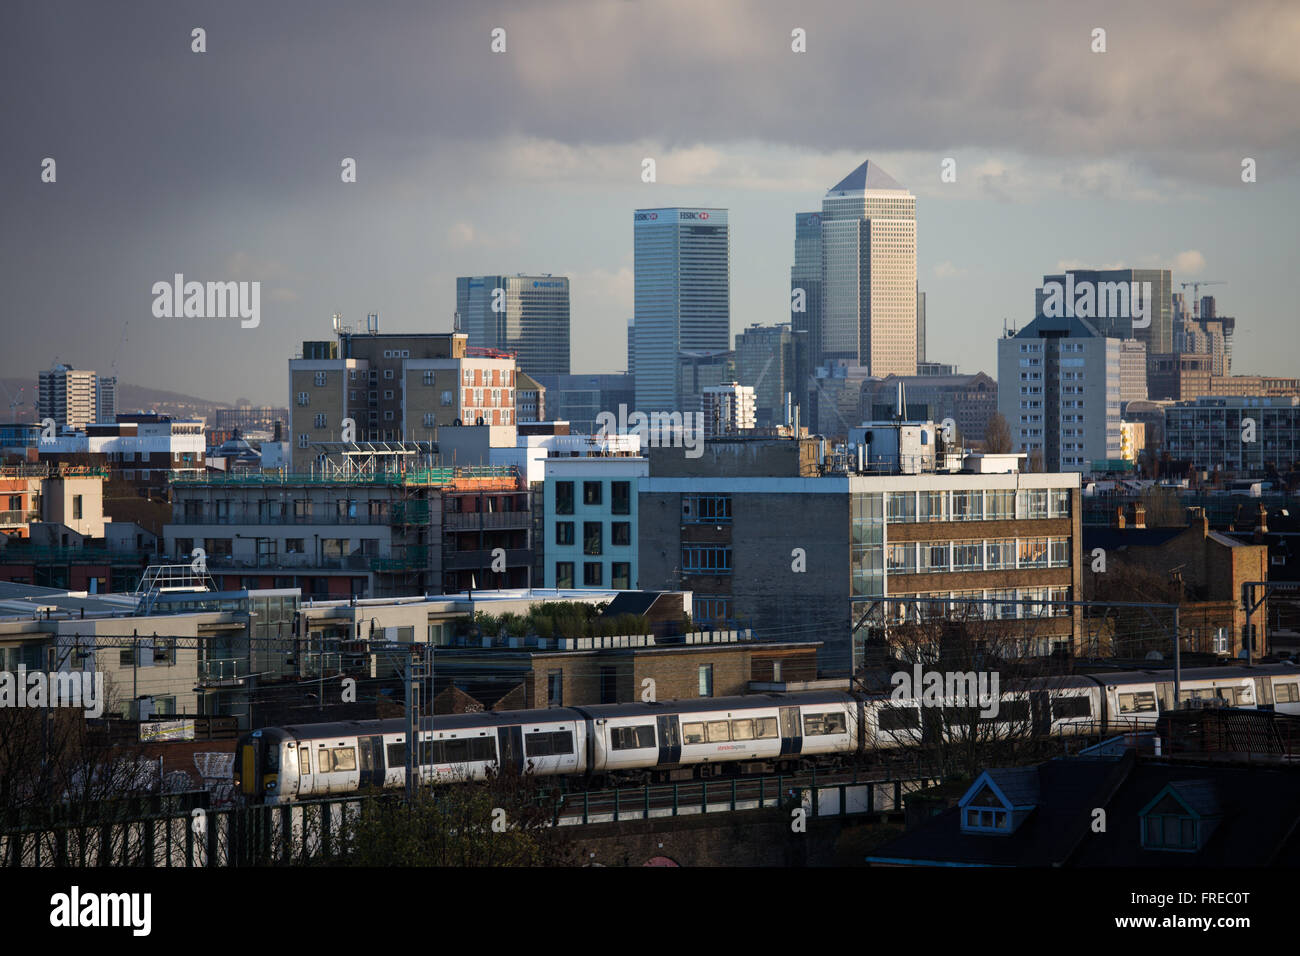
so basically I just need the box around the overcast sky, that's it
[3,0,1298,406]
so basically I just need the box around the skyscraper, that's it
[1035,268,1173,354]
[735,322,796,427]
[633,208,730,412]
[916,284,926,365]
[455,275,571,378]
[38,364,99,430]
[795,160,917,376]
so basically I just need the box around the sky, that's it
[2,0,1298,406]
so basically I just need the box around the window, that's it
[965,808,1009,830]
[422,370,435,386]
[985,489,1015,520]
[297,391,310,406]
[555,482,574,515]
[152,638,176,665]
[1276,682,1300,703]
[803,712,848,735]
[525,731,574,757]
[1018,537,1048,568]
[685,495,731,524]
[294,499,312,519]
[682,723,705,744]
[1118,692,1157,714]
[119,647,134,667]
[878,706,920,731]
[610,725,656,749]
[611,562,631,590]
[985,539,1015,570]
[72,495,83,520]
[887,492,916,522]
[755,717,778,738]
[441,390,454,406]
[582,562,602,586]
[951,490,982,521]
[1021,489,1048,519]
[953,543,981,571]
[599,667,617,704]
[698,664,713,697]
[1051,696,1092,719]
[682,545,731,573]
[583,481,602,506]
[547,670,563,707]
[284,538,305,554]
[921,544,949,572]
[919,490,947,522]
[383,369,394,380]
[886,543,916,574]
[383,390,394,400]
[705,720,729,741]
[314,371,327,386]
[731,718,754,741]
[555,522,574,546]
[318,747,357,773]
[1050,488,1071,517]
[611,481,631,515]
[583,522,602,555]
[421,738,497,764]
[554,562,574,589]
[611,522,631,546]
[1049,538,1070,567]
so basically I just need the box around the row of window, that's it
[554,480,633,516]
[885,537,1071,574]
[882,488,1071,523]
[554,561,632,589]
[555,521,632,552]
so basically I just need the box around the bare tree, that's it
[983,413,1013,454]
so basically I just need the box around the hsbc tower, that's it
[633,207,731,413]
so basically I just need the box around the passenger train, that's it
[236,662,1300,804]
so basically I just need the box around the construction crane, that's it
[1179,280,1226,319]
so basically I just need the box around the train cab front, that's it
[235,728,294,804]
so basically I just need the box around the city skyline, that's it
[3,1,1297,406]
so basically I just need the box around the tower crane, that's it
[1179,280,1226,319]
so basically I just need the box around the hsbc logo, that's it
[634,212,659,222]
[679,211,710,220]
[806,214,820,226]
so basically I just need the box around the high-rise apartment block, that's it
[998,315,1123,472]
[455,275,570,378]
[735,323,796,427]
[38,364,100,431]
[701,383,756,437]
[288,315,518,471]
[633,208,730,413]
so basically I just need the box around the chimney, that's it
[1133,502,1146,529]
[1115,506,1126,529]
[1256,503,1269,543]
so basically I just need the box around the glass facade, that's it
[851,492,885,598]
[634,209,730,412]
[456,275,571,378]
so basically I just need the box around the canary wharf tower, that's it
[794,160,916,376]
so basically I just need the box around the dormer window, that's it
[957,769,1038,835]
[963,785,1009,831]
[1139,783,1220,853]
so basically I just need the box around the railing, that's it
[171,511,382,526]
[170,465,518,487]
[197,658,248,683]
[441,511,530,531]
[200,554,374,571]
[0,547,149,564]
[0,510,37,525]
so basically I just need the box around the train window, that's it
[526,731,572,757]
[731,719,754,741]
[611,725,656,750]
[682,723,705,744]
[283,746,298,775]
[387,742,406,767]
[878,706,920,731]
[986,700,1029,724]
[470,738,496,761]
[299,745,311,773]
[1051,696,1091,719]
[755,717,778,738]
[706,721,731,743]
[443,739,470,763]
[317,747,332,773]
[803,712,847,736]
[1277,682,1299,703]
[330,748,357,772]
[1118,692,1157,713]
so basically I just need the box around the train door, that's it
[497,726,524,773]
[298,742,313,797]
[358,735,384,789]
[656,715,681,765]
[1031,692,1052,736]
[779,706,802,756]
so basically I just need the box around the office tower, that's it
[38,364,98,431]
[735,323,796,427]
[916,285,926,365]
[634,208,730,412]
[790,209,824,412]
[802,159,917,376]
[95,375,116,424]
[455,275,571,378]
[700,383,756,437]
[1118,340,1148,403]
[626,318,635,376]
[1035,268,1173,354]
[998,314,1124,472]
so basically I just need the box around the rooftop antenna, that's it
[453,311,461,332]
[366,312,379,334]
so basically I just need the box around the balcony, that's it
[441,547,531,572]
[198,657,248,685]
[442,510,531,531]
[0,510,37,526]
[171,509,381,526]
[198,553,375,572]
